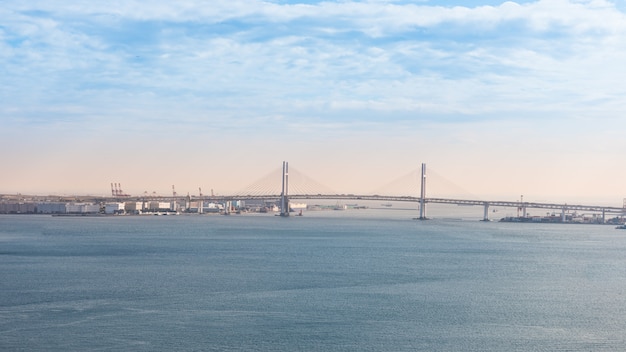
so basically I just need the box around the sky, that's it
[1,0,626,204]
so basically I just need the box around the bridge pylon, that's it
[417,163,428,220]
[279,161,290,217]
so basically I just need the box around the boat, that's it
[616,225,626,229]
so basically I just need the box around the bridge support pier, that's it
[561,207,566,223]
[482,203,490,221]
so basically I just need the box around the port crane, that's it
[110,183,129,197]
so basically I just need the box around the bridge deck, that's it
[99,194,626,215]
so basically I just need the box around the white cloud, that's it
[2,1,626,195]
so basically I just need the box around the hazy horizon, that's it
[2,1,625,204]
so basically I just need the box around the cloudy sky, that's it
[2,0,626,203]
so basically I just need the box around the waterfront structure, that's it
[35,202,67,214]
[147,201,171,212]
[104,203,125,214]
[66,203,101,214]
[0,202,36,214]
[289,202,307,210]
[125,202,143,214]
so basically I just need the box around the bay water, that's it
[2,210,626,351]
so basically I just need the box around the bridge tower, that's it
[279,161,290,217]
[418,163,427,220]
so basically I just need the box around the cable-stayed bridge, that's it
[92,162,626,222]
[104,161,626,222]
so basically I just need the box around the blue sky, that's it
[2,0,626,202]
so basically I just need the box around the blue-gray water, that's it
[2,212,626,351]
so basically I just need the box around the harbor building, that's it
[104,203,125,214]
[0,202,36,214]
[65,203,101,214]
[36,202,67,214]
[124,202,143,213]
[147,201,173,212]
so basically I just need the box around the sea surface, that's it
[2,210,626,351]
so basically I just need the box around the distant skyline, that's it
[2,1,626,205]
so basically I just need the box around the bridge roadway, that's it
[289,195,626,217]
[105,194,626,220]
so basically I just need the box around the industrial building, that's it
[1,199,248,215]
[65,203,101,214]
[0,202,36,214]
